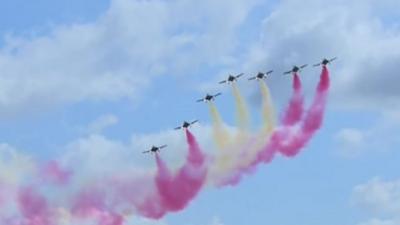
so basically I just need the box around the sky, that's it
[0,0,400,225]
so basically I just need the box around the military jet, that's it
[174,120,198,130]
[219,73,244,84]
[248,70,273,81]
[143,145,167,154]
[196,93,222,102]
[283,64,308,75]
[313,57,337,67]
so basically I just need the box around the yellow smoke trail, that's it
[236,80,276,167]
[208,102,231,149]
[208,80,276,185]
[259,80,275,134]
[231,83,250,131]
[207,84,249,185]
[207,101,236,185]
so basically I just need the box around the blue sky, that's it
[0,0,400,225]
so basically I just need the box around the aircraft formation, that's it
[0,56,335,224]
[145,57,336,154]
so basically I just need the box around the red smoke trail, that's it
[140,129,207,219]
[282,73,304,126]
[278,66,330,157]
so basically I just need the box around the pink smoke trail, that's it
[41,160,72,186]
[252,73,305,162]
[216,73,304,186]
[0,183,5,208]
[156,129,206,210]
[282,73,304,126]
[18,187,53,225]
[98,212,124,225]
[222,67,330,185]
[278,65,330,157]
[140,129,207,219]
[72,189,124,225]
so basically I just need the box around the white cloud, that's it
[208,217,225,225]
[0,144,37,219]
[85,114,119,134]
[0,143,36,186]
[353,178,400,215]
[62,114,206,183]
[358,218,400,225]
[124,216,225,225]
[125,218,168,225]
[333,110,400,157]
[233,0,400,110]
[353,178,400,225]
[59,123,216,183]
[0,124,220,223]
[335,128,366,157]
[0,0,259,117]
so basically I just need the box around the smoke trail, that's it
[208,102,231,149]
[138,129,207,219]
[41,161,72,186]
[221,67,330,185]
[210,81,276,186]
[155,130,206,211]
[214,129,285,187]
[72,188,124,225]
[8,148,204,223]
[278,66,330,157]
[231,80,276,173]
[231,83,250,131]
[0,66,331,224]
[18,187,54,225]
[282,73,304,126]
[259,80,275,133]
[207,82,252,186]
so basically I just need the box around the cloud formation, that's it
[0,0,259,116]
[353,177,400,225]
[334,110,400,157]
[238,0,400,110]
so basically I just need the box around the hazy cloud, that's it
[235,0,400,110]
[353,177,400,224]
[0,0,259,117]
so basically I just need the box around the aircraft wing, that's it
[219,80,227,84]
[196,98,204,102]
[300,64,308,68]
[191,120,198,124]
[248,76,256,80]
[235,73,244,78]
[174,126,182,130]
[266,70,273,74]
[159,145,167,149]
[214,93,222,97]
[283,71,292,75]
[313,63,321,67]
[330,57,337,62]
[142,150,151,154]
